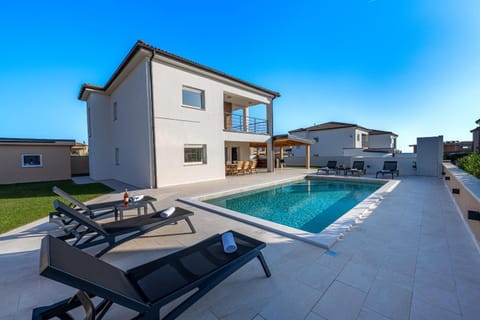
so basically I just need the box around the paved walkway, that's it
[1,170,479,319]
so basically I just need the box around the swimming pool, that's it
[180,175,394,248]
[204,179,380,233]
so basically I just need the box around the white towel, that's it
[133,195,144,202]
[221,232,237,254]
[160,207,175,218]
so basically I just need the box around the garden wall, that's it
[443,162,480,244]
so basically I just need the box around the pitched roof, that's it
[368,129,398,137]
[79,40,280,100]
[289,121,368,133]
[289,121,398,136]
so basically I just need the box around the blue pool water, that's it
[205,179,380,233]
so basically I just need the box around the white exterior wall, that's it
[151,60,271,187]
[87,59,153,188]
[369,134,395,149]
[87,94,112,180]
[110,59,153,188]
[416,136,443,177]
[354,129,369,148]
[224,141,251,162]
[292,128,356,159]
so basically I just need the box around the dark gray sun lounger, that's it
[375,160,398,179]
[49,187,157,230]
[32,231,271,320]
[347,161,365,176]
[54,200,196,257]
[317,160,337,175]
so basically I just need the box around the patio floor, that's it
[1,169,480,320]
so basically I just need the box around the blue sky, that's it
[1,0,479,152]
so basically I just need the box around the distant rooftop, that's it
[289,121,398,136]
[0,138,75,145]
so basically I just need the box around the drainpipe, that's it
[147,53,158,188]
[267,99,274,172]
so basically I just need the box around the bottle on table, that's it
[123,188,129,207]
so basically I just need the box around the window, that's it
[184,145,206,164]
[182,86,204,109]
[113,102,118,121]
[22,154,43,168]
[115,148,120,165]
[231,147,238,161]
[87,107,92,137]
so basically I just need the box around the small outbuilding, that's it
[0,138,75,184]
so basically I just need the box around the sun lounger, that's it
[53,200,196,257]
[317,161,338,175]
[376,160,398,179]
[347,161,366,176]
[49,186,157,230]
[32,231,271,320]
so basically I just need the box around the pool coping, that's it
[178,174,400,248]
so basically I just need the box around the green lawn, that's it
[0,180,113,234]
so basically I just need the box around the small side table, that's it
[114,195,157,220]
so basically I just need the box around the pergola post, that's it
[306,144,310,169]
[279,146,284,168]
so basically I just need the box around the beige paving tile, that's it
[305,312,327,320]
[356,307,391,320]
[259,281,323,320]
[312,281,366,320]
[410,297,461,320]
[412,281,460,315]
[336,260,378,292]
[364,279,412,320]
[297,262,339,293]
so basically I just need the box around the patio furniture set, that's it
[32,187,271,319]
[317,160,398,179]
[225,160,258,175]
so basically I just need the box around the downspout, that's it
[147,53,158,188]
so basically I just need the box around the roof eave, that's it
[77,40,280,102]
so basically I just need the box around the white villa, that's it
[79,40,280,188]
[287,122,398,165]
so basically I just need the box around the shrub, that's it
[458,153,480,178]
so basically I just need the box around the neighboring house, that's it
[79,40,280,188]
[366,129,398,153]
[410,140,473,154]
[472,118,480,153]
[0,138,74,184]
[288,122,398,160]
[443,141,473,153]
[70,142,88,156]
[70,142,90,176]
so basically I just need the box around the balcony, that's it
[224,112,268,135]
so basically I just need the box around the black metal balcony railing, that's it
[224,112,268,134]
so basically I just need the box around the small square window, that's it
[87,107,92,137]
[184,145,206,165]
[115,148,120,166]
[22,154,43,168]
[182,86,204,109]
[113,102,118,121]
